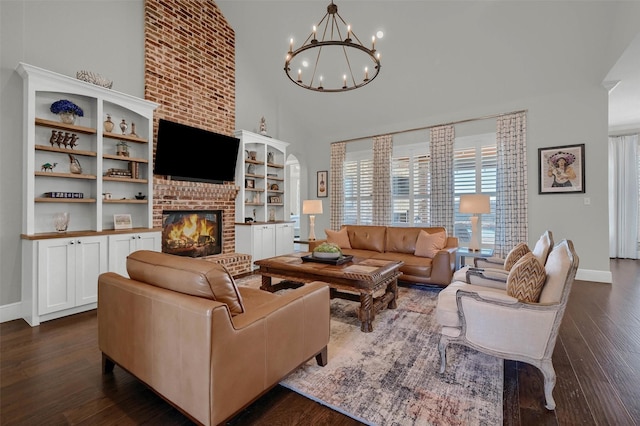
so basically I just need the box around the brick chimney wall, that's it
[144,0,238,255]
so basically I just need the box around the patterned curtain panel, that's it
[429,125,455,234]
[495,112,528,257]
[372,135,393,225]
[330,142,346,230]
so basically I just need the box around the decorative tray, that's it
[301,254,354,265]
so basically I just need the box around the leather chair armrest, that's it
[430,249,456,285]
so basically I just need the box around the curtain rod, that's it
[331,109,528,145]
[609,130,640,137]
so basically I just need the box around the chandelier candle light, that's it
[459,194,491,252]
[285,1,382,92]
[303,200,323,241]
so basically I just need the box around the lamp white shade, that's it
[459,194,490,251]
[302,199,323,215]
[303,200,323,240]
[459,194,491,214]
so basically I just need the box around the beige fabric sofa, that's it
[311,225,458,286]
[98,250,330,425]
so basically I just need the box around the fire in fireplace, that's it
[162,210,222,257]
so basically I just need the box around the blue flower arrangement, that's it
[50,99,84,117]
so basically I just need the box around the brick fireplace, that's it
[144,2,250,275]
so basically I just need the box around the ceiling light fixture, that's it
[284,1,381,92]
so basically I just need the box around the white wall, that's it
[0,0,145,312]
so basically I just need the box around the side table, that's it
[456,247,494,270]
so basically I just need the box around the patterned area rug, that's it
[236,276,503,426]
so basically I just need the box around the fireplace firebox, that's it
[162,210,222,257]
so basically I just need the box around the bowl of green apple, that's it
[312,242,343,259]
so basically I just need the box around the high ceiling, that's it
[217,1,639,141]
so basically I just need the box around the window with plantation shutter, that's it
[453,133,497,246]
[391,151,430,226]
[344,155,373,225]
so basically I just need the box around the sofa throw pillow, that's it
[326,227,352,249]
[127,250,245,316]
[506,252,546,303]
[504,242,531,271]
[414,230,446,258]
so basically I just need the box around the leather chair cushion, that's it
[504,242,531,271]
[126,250,245,315]
[506,252,546,302]
[325,227,352,249]
[414,230,446,258]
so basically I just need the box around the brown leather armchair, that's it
[98,250,330,425]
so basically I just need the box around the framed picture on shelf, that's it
[269,196,282,204]
[317,170,328,198]
[245,178,255,189]
[113,214,133,230]
[538,144,585,194]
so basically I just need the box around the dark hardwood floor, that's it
[1,259,639,425]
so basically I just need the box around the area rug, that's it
[235,276,503,426]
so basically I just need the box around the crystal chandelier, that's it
[284,1,381,92]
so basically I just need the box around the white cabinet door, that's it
[254,224,276,261]
[109,232,161,277]
[275,223,294,255]
[37,238,75,315]
[75,236,108,306]
[37,235,107,315]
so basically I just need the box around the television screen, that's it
[154,119,240,184]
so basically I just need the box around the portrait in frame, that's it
[538,144,585,194]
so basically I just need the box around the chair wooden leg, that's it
[540,359,557,410]
[315,346,328,367]
[438,335,449,374]
[102,353,115,374]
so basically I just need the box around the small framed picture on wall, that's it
[317,170,328,198]
[538,144,585,194]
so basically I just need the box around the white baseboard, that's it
[576,268,613,284]
[0,302,23,323]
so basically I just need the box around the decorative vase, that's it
[53,212,70,232]
[59,112,76,125]
[104,114,114,133]
[68,154,82,174]
[120,119,128,135]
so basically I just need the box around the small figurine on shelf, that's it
[41,162,57,172]
[129,122,138,137]
[49,130,58,147]
[267,151,274,164]
[68,134,79,149]
[119,119,128,135]
[259,116,268,135]
[269,208,276,222]
[104,114,114,133]
[68,154,82,174]
[135,192,146,200]
[62,132,72,148]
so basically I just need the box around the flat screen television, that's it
[154,119,240,184]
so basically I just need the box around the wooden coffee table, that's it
[254,253,403,332]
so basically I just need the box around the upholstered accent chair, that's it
[453,230,554,288]
[436,239,579,410]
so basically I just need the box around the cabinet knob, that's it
[132,236,136,240]
[77,240,82,244]
[69,240,75,245]
[137,235,142,239]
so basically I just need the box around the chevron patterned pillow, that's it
[504,242,531,271]
[506,252,546,302]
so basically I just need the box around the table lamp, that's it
[459,194,490,251]
[302,200,323,241]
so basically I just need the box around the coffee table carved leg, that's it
[260,275,273,292]
[359,293,374,333]
[388,278,398,309]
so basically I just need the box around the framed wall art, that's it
[538,144,585,194]
[114,213,133,230]
[317,170,328,198]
